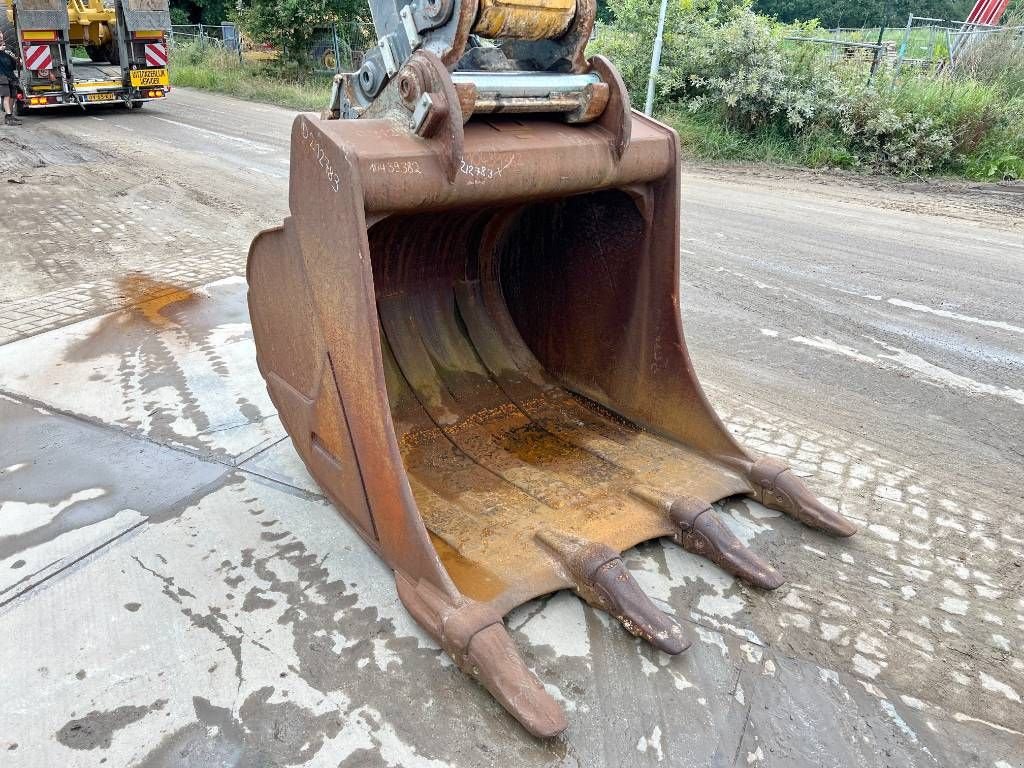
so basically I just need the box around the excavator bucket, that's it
[248,0,856,738]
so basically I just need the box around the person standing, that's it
[0,36,21,126]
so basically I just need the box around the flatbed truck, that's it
[2,0,171,112]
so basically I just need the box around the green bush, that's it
[235,0,367,65]
[836,91,955,173]
[591,0,1024,178]
[960,97,1024,179]
[170,42,332,111]
[658,10,839,131]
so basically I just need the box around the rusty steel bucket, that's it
[247,98,856,736]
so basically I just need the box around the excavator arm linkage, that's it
[248,0,856,737]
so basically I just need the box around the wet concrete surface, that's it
[0,89,1021,767]
[1,278,1021,767]
[3,460,1018,767]
[0,277,283,463]
[0,395,226,602]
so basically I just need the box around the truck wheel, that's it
[103,42,120,65]
[310,44,337,71]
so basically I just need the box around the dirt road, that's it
[1,88,1021,767]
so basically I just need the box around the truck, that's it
[2,0,170,112]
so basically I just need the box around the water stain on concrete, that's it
[55,699,167,750]
[0,397,227,563]
[230,532,557,765]
[64,274,199,367]
[134,690,341,768]
[60,275,211,442]
[51,276,268,460]
[241,585,276,612]
[337,748,391,767]
[180,604,245,685]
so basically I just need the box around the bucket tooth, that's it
[536,530,689,655]
[466,623,568,738]
[670,497,785,590]
[748,458,858,537]
[631,488,784,590]
[397,574,567,738]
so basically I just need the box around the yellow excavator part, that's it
[473,0,577,40]
[2,1,115,46]
[67,0,115,47]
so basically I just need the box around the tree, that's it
[752,0,975,27]
[236,0,368,64]
[170,0,232,25]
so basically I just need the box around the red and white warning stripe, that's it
[23,44,54,71]
[144,42,168,67]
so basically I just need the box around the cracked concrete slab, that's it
[0,394,226,603]
[2,472,1019,767]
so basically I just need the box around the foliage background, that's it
[751,0,973,27]
[170,0,370,66]
[167,0,1022,180]
[591,0,1023,178]
[234,1,367,61]
[169,0,231,26]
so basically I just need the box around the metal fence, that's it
[334,21,375,72]
[304,23,376,73]
[168,24,231,48]
[785,15,1024,78]
[783,32,896,84]
[168,22,374,74]
[946,22,1024,69]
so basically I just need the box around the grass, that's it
[959,110,1024,179]
[170,34,1023,180]
[665,70,1024,180]
[170,44,331,111]
[666,108,861,169]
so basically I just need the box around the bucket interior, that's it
[370,189,746,608]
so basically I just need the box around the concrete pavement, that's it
[0,88,1021,767]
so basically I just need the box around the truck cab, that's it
[9,0,170,111]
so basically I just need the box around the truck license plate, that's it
[87,93,116,102]
[131,68,169,87]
